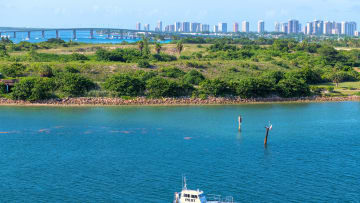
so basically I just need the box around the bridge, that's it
[0,27,211,40]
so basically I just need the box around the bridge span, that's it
[0,27,191,40]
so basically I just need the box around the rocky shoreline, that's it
[0,96,359,106]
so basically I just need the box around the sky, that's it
[1,0,359,31]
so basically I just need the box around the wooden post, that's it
[238,116,242,131]
[264,127,270,146]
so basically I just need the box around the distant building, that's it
[355,31,359,37]
[213,25,219,33]
[200,24,210,32]
[281,23,288,33]
[218,22,227,33]
[182,22,190,32]
[288,19,299,34]
[323,21,333,35]
[190,22,201,32]
[274,22,280,32]
[233,22,239,32]
[258,20,265,33]
[144,24,150,31]
[242,21,249,33]
[175,22,181,32]
[157,21,163,32]
[136,22,141,30]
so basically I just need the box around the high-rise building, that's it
[157,21,163,32]
[144,24,150,31]
[274,22,280,32]
[190,22,201,32]
[281,23,288,33]
[213,25,219,33]
[182,22,190,32]
[242,21,249,33]
[200,24,210,32]
[341,21,356,36]
[169,25,175,32]
[233,22,239,32]
[258,20,265,33]
[136,22,141,30]
[305,22,313,35]
[218,22,227,33]
[175,22,181,32]
[288,19,299,34]
[323,21,333,35]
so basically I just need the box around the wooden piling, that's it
[238,116,242,131]
[264,127,270,145]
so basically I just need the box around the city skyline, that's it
[1,0,360,31]
[132,19,359,36]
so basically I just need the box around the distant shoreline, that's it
[0,96,359,107]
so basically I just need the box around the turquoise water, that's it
[0,102,359,202]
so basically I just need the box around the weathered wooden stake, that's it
[264,127,270,146]
[238,116,242,131]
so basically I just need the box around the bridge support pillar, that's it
[0,32,2,38]
[27,31,31,39]
[90,29,94,39]
[42,30,45,38]
[56,30,59,39]
[73,29,77,39]
[13,32,16,38]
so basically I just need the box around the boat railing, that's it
[206,194,234,203]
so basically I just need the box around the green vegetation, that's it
[0,37,360,101]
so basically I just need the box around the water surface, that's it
[0,102,359,202]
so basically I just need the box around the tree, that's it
[176,41,184,55]
[155,42,162,54]
[235,77,274,98]
[54,72,95,97]
[11,77,55,101]
[104,74,145,97]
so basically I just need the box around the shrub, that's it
[138,60,151,68]
[0,63,26,77]
[70,53,89,61]
[185,61,205,69]
[276,78,310,98]
[11,77,55,101]
[104,74,145,97]
[235,77,275,98]
[0,82,6,94]
[183,70,205,85]
[38,65,54,77]
[199,79,231,97]
[151,53,177,62]
[145,77,194,98]
[54,72,95,97]
[159,67,185,78]
[64,66,80,73]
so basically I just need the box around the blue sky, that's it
[1,0,359,31]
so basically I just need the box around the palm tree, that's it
[176,41,184,55]
[138,40,144,55]
[155,42,162,54]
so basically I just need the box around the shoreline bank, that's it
[0,96,359,107]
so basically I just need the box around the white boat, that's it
[173,177,235,203]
